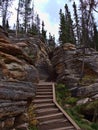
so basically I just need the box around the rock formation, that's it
[16,36,53,81]
[0,26,38,130]
[1,25,98,129]
[52,43,98,98]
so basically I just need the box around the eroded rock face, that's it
[16,36,53,81]
[0,27,38,129]
[52,43,98,97]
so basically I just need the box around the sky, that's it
[1,0,98,41]
[34,0,75,40]
[8,0,78,41]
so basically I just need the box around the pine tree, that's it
[24,0,32,34]
[79,0,96,47]
[59,9,66,44]
[0,0,13,29]
[48,33,56,48]
[59,6,76,45]
[5,19,10,30]
[19,0,32,34]
[41,21,47,42]
[73,2,80,44]
[35,14,40,35]
[92,23,98,50]
[16,0,21,36]
[64,4,76,44]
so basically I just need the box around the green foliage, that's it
[92,23,98,51]
[59,5,76,44]
[59,9,67,44]
[56,83,70,106]
[66,107,98,130]
[73,2,80,44]
[41,21,47,42]
[48,33,56,49]
[56,83,78,106]
[56,83,98,130]
[84,100,98,110]
[29,126,38,130]
[65,97,78,105]
[91,123,98,130]
[29,24,39,35]
[79,75,97,86]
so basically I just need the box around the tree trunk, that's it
[16,0,20,37]
[2,0,8,29]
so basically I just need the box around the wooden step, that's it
[37,113,64,122]
[34,103,55,109]
[37,88,52,92]
[40,118,68,125]
[35,95,53,99]
[50,126,75,130]
[36,108,59,113]
[36,108,60,116]
[38,120,73,130]
[33,99,53,104]
[38,85,52,88]
[36,91,52,95]
[34,82,81,130]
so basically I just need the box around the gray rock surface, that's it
[52,43,98,97]
[0,27,38,129]
[16,36,53,81]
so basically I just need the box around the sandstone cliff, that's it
[52,43,98,98]
[0,26,38,130]
[15,36,53,81]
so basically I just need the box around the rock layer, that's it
[52,43,98,97]
[16,36,53,81]
[0,27,38,130]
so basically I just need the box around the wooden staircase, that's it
[33,82,81,130]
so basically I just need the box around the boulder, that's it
[77,83,98,97]
[77,98,92,105]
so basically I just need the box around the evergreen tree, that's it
[0,0,13,29]
[41,21,47,42]
[79,0,96,47]
[16,0,21,36]
[92,23,98,50]
[19,0,32,34]
[73,2,80,44]
[5,19,10,30]
[31,23,38,35]
[35,14,40,35]
[59,9,66,44]
[29,13,41,36]
[64,4,76,44]
[24,0,32,34]
[48,33,56,49]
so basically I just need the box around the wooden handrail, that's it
[52,83,81,130]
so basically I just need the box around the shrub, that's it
[65,97,78,105]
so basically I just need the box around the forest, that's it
[0,0,98,48]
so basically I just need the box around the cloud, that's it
[34,0,68,39]
[44,0,60,23]
[34,0,60,39]
[35,0,49,12]
[9,0,80,40]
